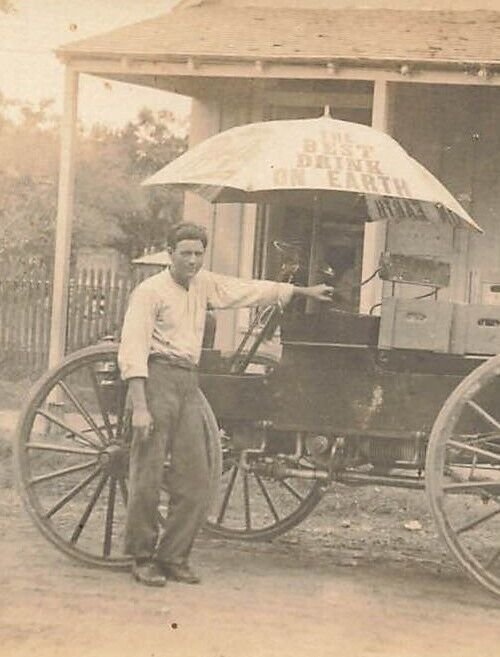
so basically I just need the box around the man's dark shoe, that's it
[132,560,167,587]
[159,562,201,585]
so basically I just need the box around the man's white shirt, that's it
[118,268,294,379]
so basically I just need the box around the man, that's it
[118,222,333,587]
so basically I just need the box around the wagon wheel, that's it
[201,277,325,540]
[204,424,325,541]
[204,346,325,540]
[15,343,324,568]
[426,353,500,597]
[14,343,134,570]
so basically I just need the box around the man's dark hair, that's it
[167,222,208,250]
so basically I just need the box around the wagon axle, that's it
[250,458,330,482]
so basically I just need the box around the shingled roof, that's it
[58,6,500,65]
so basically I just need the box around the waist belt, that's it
[148,353,198,371]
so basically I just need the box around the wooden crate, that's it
[452,304,500,355]
[379,297,453,352]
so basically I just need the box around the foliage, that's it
[75,108,187,260]
[0,0,15,13]
[0,96,59,271]
[0,94,187,270]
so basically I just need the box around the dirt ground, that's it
[2,420,500,657]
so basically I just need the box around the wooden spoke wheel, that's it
[426,353,500,597]
[14,343,134,570]
[204,425,325,541]
[15,343,324,567]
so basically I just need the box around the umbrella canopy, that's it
[143,114,482,233]
[132,250,171,266]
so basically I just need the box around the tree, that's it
[75,109,187,260]
[0,1,15,12]
[0,97,59,272]
[0,94,187,271]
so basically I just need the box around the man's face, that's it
[169,239,205,284]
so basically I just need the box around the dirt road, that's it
[2,460,500,657]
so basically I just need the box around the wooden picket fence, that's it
[0,266,152,378]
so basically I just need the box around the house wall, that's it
[390,84,500,305]
[184,80,374,350]
[183,93,258,352]
[183,79,500,351]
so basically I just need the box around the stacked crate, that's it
[378,297,454,352]
[378,252,454,352]
[379,298,500,356]
[377,253,500,356]
[451,304,500,355]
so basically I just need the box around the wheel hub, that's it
[98,443,129,478]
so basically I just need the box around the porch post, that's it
[48,66,79,367]
[359,80,394,314]
[183,97,220,267]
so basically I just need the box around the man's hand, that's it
[126,378,154,443]
[293,283,334,302]
[131,406,154,443]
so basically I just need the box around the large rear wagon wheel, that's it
[14,343,133,570]
[426,353,500,597]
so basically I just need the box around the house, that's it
[50,0,500,361]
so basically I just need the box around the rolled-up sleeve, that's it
[118,284,157,380]
[205,271,294,310]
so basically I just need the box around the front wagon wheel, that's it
[14,343,134,570]
[426,353,500,598]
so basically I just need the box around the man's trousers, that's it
[124,360,221,565]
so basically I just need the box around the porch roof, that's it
[58,6,500,66]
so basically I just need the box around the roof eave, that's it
[56,49,500,72]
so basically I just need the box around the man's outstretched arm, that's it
[205,271,333,310]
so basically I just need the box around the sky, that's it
[2,0,500,129]
[0,0,191,128]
